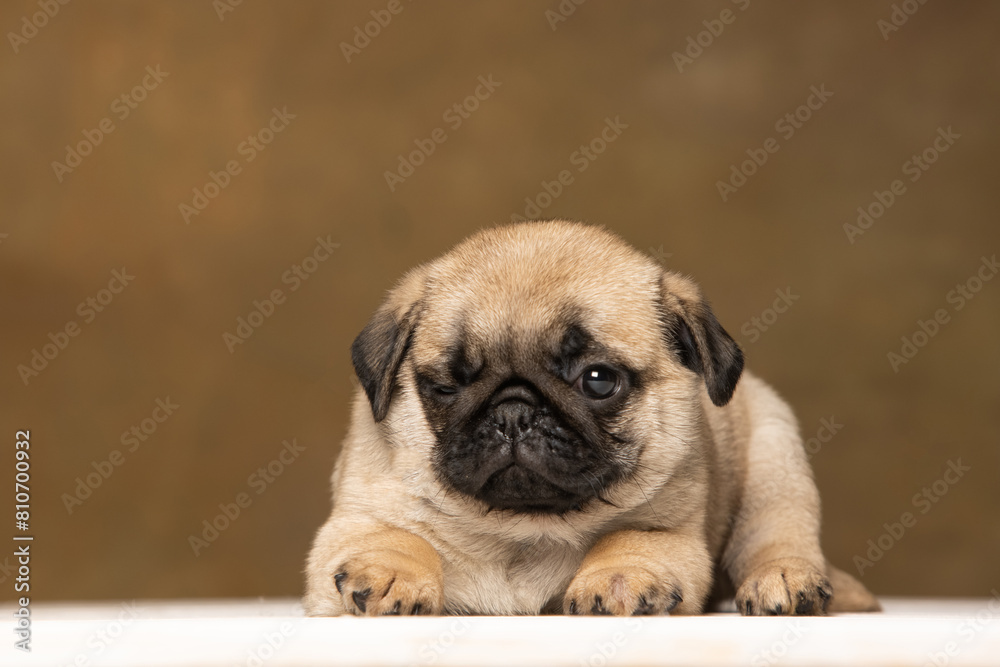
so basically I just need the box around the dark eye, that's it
[578,366,619,399]
[434,385,457,396]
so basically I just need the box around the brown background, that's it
[1,1,997,602]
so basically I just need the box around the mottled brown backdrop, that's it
[1,1,997,602]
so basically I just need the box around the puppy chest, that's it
[441,547,581,614]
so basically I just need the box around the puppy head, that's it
[351,221,743,517]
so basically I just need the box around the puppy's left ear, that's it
[660,273,744,407]
[351,267,427,422]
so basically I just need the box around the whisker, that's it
[496,513,526,540]
[633,477,666,530]
[422,484,450,535]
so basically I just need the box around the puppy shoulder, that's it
[734,370,799,428]
[699,369,798,456]
[328,391,405,505]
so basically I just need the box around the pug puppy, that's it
[304,220,879,617]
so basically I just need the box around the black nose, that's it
[493,400,533,440]
[490,381,539,441]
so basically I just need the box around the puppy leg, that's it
[563,528,712,615]
[726,503,833,616]
[304,518,444,616]
[723,403,832,616]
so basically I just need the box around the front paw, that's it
[334,550,444,616]
[564,564,683,616]
[736,557,832,616]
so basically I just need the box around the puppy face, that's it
[416,319,641,514]
[351,221,743,520]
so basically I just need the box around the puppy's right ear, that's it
[351,268,427,422]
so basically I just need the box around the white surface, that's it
[3,597,1000,666]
